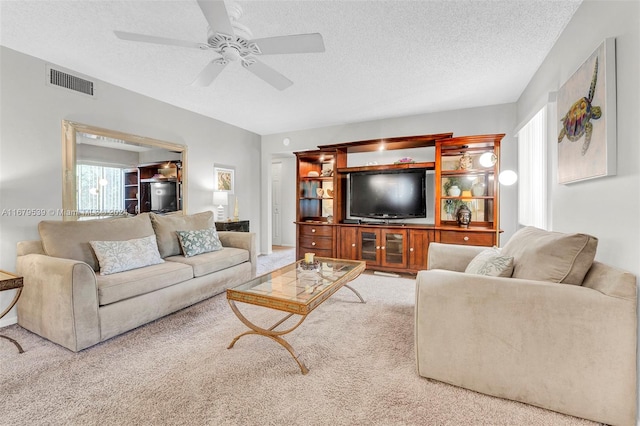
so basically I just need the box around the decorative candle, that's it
[304,253,315,264]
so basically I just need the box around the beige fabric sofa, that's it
[16,211,256,352]
[415,228,637,426]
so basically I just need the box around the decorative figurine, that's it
[459,152,473,170]
[456,204,472,228]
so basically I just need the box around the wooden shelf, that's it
[337,161,435,174]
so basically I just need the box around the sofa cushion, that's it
[501,226,598,285]
[96,261,194,306]
[39,214,155,271]
[465,247,514,277]
[150,211,214,258]
[176,227,223,257]
[90,234,164,275]
[165,247,249,278]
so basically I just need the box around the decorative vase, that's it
[448,185,461,196]
[458,152,473,170]
[456,204,472,228]
[472,183,485,196]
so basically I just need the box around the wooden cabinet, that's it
[408,229,433,271]
[297,223,335,259]
[337,225,432,273]
[215,220,249,232]
[435,134,503,247]
[295,150,338,223]
[123,168,139,215]
[338,226,358,259]
[295,150,341,260]
[293,132,503,273]
[138,161,182,214]
[438,230,495,246]
[357,227,408,270]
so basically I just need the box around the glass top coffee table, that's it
[226,257,366,374]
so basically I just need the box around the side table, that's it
[0,270,24,353]
[215,220,250,232]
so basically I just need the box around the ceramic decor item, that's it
[458,152,473,170]
[448,185,461,196]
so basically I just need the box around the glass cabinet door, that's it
[360,231,378,262]
[439,148,496,227]
[383,231,405,266]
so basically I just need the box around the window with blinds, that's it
[517,107,547,229]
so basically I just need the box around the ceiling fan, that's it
[114,0,325,90]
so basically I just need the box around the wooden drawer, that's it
[439,230,494,246]
[299,224,333,237]
[301,248,333,258]
[299,236,333,250]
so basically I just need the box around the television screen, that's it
[349,170,426,219]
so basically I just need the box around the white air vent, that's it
[46,66,95,97]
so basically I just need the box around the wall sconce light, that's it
[213,191,228,221]
[479,152,497,167]
[499,170,518,186]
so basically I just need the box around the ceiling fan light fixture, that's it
[221,45,242,62]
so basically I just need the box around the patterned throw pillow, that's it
[176,227,223,257]
[90,234,164,276]
[465,247,514,278]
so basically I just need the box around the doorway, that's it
[271,162,282,246]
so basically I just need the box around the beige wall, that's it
[0,47,262,326]
[517,0,639,278]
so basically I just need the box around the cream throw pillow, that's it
[90,234,164,275]
[150,211,214,258]
[501,226,598,285]
[465,247,514,277]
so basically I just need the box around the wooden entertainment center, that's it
[295,132,504,274]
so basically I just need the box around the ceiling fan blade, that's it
[251,33,325,55]
[243,59,293,91]
[197,0,234,37]
[114,30,204,49]
[191,59,228,86]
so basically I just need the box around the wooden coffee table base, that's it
[227,284,365,375]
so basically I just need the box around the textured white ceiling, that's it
[0,0,582,135]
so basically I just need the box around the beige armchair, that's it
[415,229,637,426]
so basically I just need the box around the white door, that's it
[271,162,282,246]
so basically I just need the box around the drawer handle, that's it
[311,228,316,233]
[463,236,469,241]
[351,243,356,247]
[376,246,380,250]
[410,248,414,252]
[311,242,316,246]
[381,246,385,250]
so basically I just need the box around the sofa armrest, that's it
[427,242,486,271]
[414,269,637,426]
[218,231,257,277]
[16,254,101,352]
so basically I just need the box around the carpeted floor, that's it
[0,252,596,425]
[255,245,296,276]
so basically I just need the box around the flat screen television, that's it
[349,170,427,220]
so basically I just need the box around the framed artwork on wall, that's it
[557,38,616,184]
[214,164,235,194]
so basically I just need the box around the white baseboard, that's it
[373,271,401,278]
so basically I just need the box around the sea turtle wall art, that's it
[556,38,616,184]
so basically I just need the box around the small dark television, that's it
[349,170,427,219]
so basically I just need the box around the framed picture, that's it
[557,38,616,184]
[214,164,235,193]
